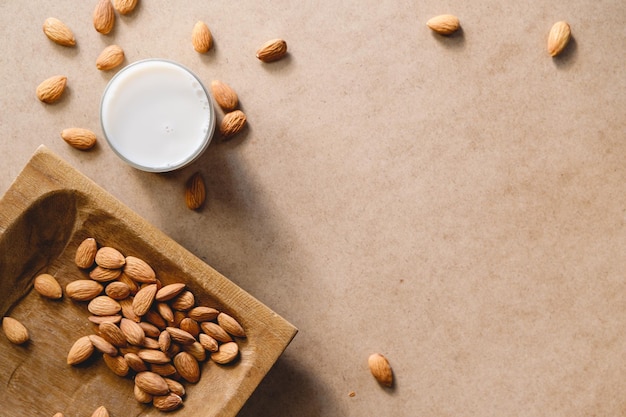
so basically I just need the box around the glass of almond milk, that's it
[100,59,215,172]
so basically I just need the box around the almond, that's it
[93,0,115,34]
[103,353,129,376]
[155,283,186,302]
[217,312,246,338]
[96,45,125,70]
[220,110,247,139]
[198,333,219,352]
[139,348,171,364]
[113,0,138,15]
[119,297,140,322]
[43,17,76,46]
[144,309,167,329]
[158,330,171,353]
[120,317,145,346]
[33,273,63,299]
[88,295,122,316]
[164,378,185,397]
[192,21,213,53]
[188,306,219,322]
[153,393,183,412]
[66,280,104,301]
[200,321,232,343]
[139,321,161,338]
[118,272,140,294]
[90,265,122,282]
[36,75,67,104]
[173,351,200,383]
[426,14,460,35]
[166,326,196,346]
[67,336,94,365]
[2,317,29,345]
[88,334,118,356]
[134,383,153,403]
[171,290,195,311]
[53,413,65,417]
[210,341,239,364]
[99,321,127,347]
[105,281,131,300]
[133,284,157,316]
[173,311,187,327]
[124,256,156,283]
[179,318,200,338]
[75,237,98,268]
[256,38,288,62]
[150,363,177,377]
[183,341,206,362]
[88,315,121,325]
[141,337,160,350]
[157,302,175,324]
[135,371,170,395]
[210,80,238,112]
[185,172,206,210]
[368,353,393,387]
[547,21,571,57]
[61,128,97,151]
[91,406,110,417]
[95,246,126,269]
[126,352,148,372]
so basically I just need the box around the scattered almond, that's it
[547,21,571,57]
[126,352,149,372]
[139,348,171,364]
[43,17,76,46]
[183,341,206,362]
[120,297,141,322]
[93,0,115,34]
[134,383,153,403]
[217,312,246,338]
[200,321,232,343]
[165,378,185,397]
[91,406,109,417]
[113,0,138,15]
[36,75,67,104]
[198,333,219,352]
[103,353,130,376]
[191,21,213,53]
[210,341,239,364]
[75,237,98,268]
[155,283,186,302]
[427,14,460,35]
[368,353,393,387]
[133,284,158,317]
[95,246,125,269]
[166,326,196,345]
[185,172,206,210]
[88,295,122,316]
[120,317,146,345]
[61,128,97,151]
[188,306,219,322]
[135,371,170,395]
[66,280,103,301]
[96,45,125,70]
[99,321,127,347]
[2,317,29,345]
[89,334,118,356]
[88,314,121,325]
[67,336,94,365]
[33,273,63,299]
[174,351,200,383]
[256,38,288,62]
[90,265,122,282]
[210,80,238,112]
[105,281,131,300]
[171,290,195,311]
[157,302,175,324]
[124,256,156,283]
[139,321,161,338]
[179,317,200,338]
[153,393,183,412]
[150,363,177,377]
[220,110,247,139]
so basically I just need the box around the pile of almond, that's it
[17,237,246,413]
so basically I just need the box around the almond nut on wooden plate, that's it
[36,75,67,104]
[192,21,213,53]
[96,45,125,70]
[210,80,239,112]
[67,335,95,365]
[61,128,97,150]
[427,14,460,35]
[256,38,288,62]
[185,172,206,210]
[220,110,247,139]
[93,0,115,35]
[75,237,98,268]
[113,0,138,15]
[2,317,29,345]
[368,353,393,387]
[43,17,76,46]
[91,405,110,417]
[547,21,571,57]
[33,273,63,299]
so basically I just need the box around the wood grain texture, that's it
[0,146,297,417]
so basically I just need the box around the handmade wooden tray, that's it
[0,146,297,416]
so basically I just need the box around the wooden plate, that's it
[0,146,297,416]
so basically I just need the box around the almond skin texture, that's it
[134,384,153,403]
[547,21,571,57]
[36,75,67,104]
[368,353,393,387]
[88,334,118,356]
[211,341,239,364]
[153,393,183,411]
[220,110,247,139]
[427,14,460,35]
[135,371,170,395]
[174,351,200,383]
[93,0,115,34]
[61,128,97,151]
[200,321,232,343]
[99,321,128,347]
[2,317,29,345]
[120,317,146,346]
[88,295,122,316]
[96,45,125,70]
[91,406,110,417]
[124,256,156,283]
[95,246,126,269]
[33,273,63,299]
[192,21,213,53]
[90,265,122,282]
[210,80,238,112]
[166,326,196,345]
[256,38,288,62]
[103,353,129,376]
[155,283,186,302]
[75,237,98,268]
[43,17,76,46]
[113,0,138,15]
[67,336,94,365]
[105,281,131,300]
[217,312,246,337]
[185,172,206,210]
[171,290,195,311]
[66,280,103,301]
[188,306,219,322]
[133,284,157,317]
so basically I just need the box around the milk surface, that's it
[101,60,214,171]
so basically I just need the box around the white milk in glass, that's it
[100,59,215,172]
